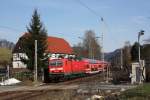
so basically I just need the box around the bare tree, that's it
[82,30,101,59]
[72,42,85,59]
[123,41,132,71]
[0,39,14,50]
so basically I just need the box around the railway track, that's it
[47,72,106,85]
[0,72,108,100]
[0,90,47,100]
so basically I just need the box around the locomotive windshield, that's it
[49,61,63,67]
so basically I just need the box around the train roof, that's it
[82,58,108,64]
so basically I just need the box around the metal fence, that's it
[12,71,33,81]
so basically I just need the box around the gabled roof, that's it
[13,33,73,54]
[47,36,73,54]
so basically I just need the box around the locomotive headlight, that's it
[57,68,63,70]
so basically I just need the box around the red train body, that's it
[48,58,108,80]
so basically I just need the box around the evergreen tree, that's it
[131,42,140,62]
[142,44,150,63]
[21,9,48,71]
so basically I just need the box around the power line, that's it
[74,0,113,81]
[0,25,23,33]
[74,0,105,60]
[75,0,102,18]
[74,1,121,46]
[74,0,103,20]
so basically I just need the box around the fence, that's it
[12,71,33,81]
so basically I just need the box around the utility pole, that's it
[7,65,10,79]
[101,32,104,62]
[34,40,38,83]
[89,38,91,59]
[100,17,105,81]
[74,0,107,81]
[101,32,106,81]
[120,48,123,69]
[106,63,109,83]
[138,30,144,64]
[100,18,105,63]
[138,30,144,84]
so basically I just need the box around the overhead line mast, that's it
[74,0,105,62]
[74,0,108,81]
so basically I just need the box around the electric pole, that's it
[7,65,10,79]
[121,48,123,69]
[138,30,144,84]
[34,40,38,83]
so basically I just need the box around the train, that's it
[48,58,109,81]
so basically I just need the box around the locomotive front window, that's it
[49,61,63,67]
[56,61,63,66]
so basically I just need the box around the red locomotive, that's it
[48,58,108,81]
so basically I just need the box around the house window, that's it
[13,54,17,61]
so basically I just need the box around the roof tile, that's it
[13,33,73,54]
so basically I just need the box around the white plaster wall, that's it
[12,53,27,68]
[13,61,27,68]
[13,53,75,68]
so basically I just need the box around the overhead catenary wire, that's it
[74,0,103,19]
[73,0,111,43]
[73,0,117,82]
[0,25,23,33]
[74,0,105,59]
[0,25,25,41]
[74,0,107,80]
[74,0,106,25]
[74,0,124,52]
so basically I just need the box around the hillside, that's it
[0,47,12,66]
[104,49,121,61]
[0,39,14,50]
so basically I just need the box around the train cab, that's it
[49,59,64,74]
[49,58,85,80]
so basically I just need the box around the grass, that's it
[0,48,12,64]
[29,89,88,100]
[120,83,150,100]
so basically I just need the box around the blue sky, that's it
[0,0,150,52]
